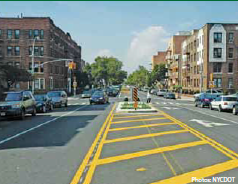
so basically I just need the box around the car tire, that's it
[195,103,198,107]
[232,107,237,115]
[32,107,36,116]
[20,109,25,120]
[210,104,213,110]
[218,105,223,112]
[42,106,47,113]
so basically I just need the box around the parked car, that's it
[164,92,176,99]
[47,91,68,108]
[90,91,109,105]
[0,91,36,119]
[210,96,238,112]
[150,89,158,95]
[157,89,168,97]
[194,89,223,98]
[81,90,91,98]
[195,93,217,108]
[34,94,53,113]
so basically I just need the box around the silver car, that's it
[47,91,68,108]
[210,96,238,112]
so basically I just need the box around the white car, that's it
[157,89,168,97]
[210,96,238,112]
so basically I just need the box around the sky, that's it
[1,1,238,73]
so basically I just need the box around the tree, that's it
[126,66,149,87]
[90,56,127,86]
[0,64,31,88]
[150,64,167,84]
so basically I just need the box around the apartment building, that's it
[165,32,190,90]
[151,51,166,70]
[0,16,82,93]
[181,23,238,94]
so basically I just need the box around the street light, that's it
[31,36,40,94]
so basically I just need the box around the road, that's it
[0,90,238,184]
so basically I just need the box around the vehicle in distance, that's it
[210,96,238,112]
[194,89,223,98]
[47,91,68,108]
[164,92,176,99]
[195,93,217,108]
[157,89,168,97]
[81,90,92,98]
[90,91,109,105]
[0,91,36,119]
[34,94,53,113]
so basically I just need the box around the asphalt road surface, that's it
[1,89,238,184]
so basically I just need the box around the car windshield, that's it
[34,95,45,101]
[48,92,61,97]
[92,91,103,97]
[223,97,238,101]
[3,93,22,101]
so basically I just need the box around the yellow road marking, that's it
[136,167,147,171]
[108,122,176,132]
[96,140,207,166]
[83,114,114,184]
[69,104,116,184]
[112,117,167,124]
[113,113,163,119]
[150,159,238,184]
[161,112,238,160]
[104,130,189,144]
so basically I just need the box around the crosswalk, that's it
[153,102,193,106]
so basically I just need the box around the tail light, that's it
[204,98,210,102]
[224,102,228,105]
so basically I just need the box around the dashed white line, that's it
[0,105,87,145]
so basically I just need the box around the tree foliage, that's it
[89,56,127,86]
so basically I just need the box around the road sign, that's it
[132,88,138,101]
[73,81,77,88]
[209,81,215,88]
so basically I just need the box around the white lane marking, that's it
[163,102,167,105]
[180,106,238,125]
[82,103,86,105]
[190,119,229,128]
[161,107,180,110]
[0,105,87,145]
[75,103,79,105]
[169,102,174,105]
[156,102,160,104]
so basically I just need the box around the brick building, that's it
[181,23,238,94]
[0,16,82,94]
[151,51,166,70]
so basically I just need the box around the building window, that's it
[7,30,13,39]
[0,29,2,38]
[40,47,44,56]
[40,78,45,89]
[50,77,53,89]
[15,46,20,56]
[228,33,234,43]
[34,63,39,73]
[228,63,233,73]
[213,48,222,58]
[0,46,2,55]
[214,32,222,43]
[29,30,33,39]
[40,62,44,73]
[7,62,13,66]
[15,62,20,68]
[29,46,32,55]
[40,30,44,39]
[29,63,32,71]
[15,30,20,39]
[34,79,40,89]
[214,78,222,88]
[228,48,233,58]
[34,30,39,38]
[34,47,39,56]
[213,63,222,73]
[228,78,233,88]
[7,46,13,56]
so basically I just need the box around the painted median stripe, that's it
[150,159,238,184]
[0,105,87,146]
[104,129,189,144]
[112,113,163,120]
[112,117,167,124]
[109,122,176,132]
[69,104,116,184]
[96,140,207,166]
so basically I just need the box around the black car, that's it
[195,93,217,108]
[0,91,36,119]
[164,92,176,99]
[90,91,109,105]
[34,94,53,113]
